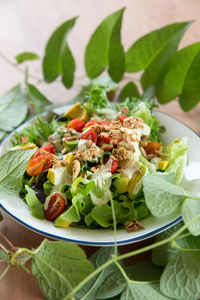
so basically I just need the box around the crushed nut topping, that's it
[123,116,144,130]
[91,165,101,173]
[72,160,81,182]
[74,140,102,162]
[52,155,67,168]
[125,219,145,232]
[19,135,29,145]
[120,106,129,115]
[112,147,134,161]
[62,129,81,142]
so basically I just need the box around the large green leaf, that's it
[143,174,186,217]
[43,17,78,88]
[85,8,125,82]
[118,82,140,101]
[0,149,36,198]
[26,83,52,112]
[76,247,119,300]
[125,21,193,90]
[179,50,200,111]
[160,235,200,300]
[121,281,172,300]
[156,42,200,105]
[32,240,94,300]
[182,198,200,236]
[0,84,28,131]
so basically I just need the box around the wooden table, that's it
[0,0,200,299]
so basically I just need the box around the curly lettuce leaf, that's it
[25,185,44,219]
[166,137,189,184]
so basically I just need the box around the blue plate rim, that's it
[0,110,199,246]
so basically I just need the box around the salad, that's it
[10,85,188,230]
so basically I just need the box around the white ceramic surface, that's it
[0,107,200,246]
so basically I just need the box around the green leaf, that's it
[26,84,52,112]
[0,84,28,131]
[0,130,6,142]
[83,76,118,92]
[179,50,200,111]
[96,262,163,300]
[143,174,186,217]
[152,223,182,266]
[43,17,78,88]
[156,42,200,105]
[32,239,94,300]
[76,247,119,300]
[182,198,200,236]
[118,82,140,101]
[90,204,113,228]
[121,281,171,300]
[160,237,200,300]
[0,149,36,198]
[15,52,39,64]
[125,21,193,89]
[0,250,10,263]
[85,8,125,82]
[25,185,44,219]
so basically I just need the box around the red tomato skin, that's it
[119,116,128,123]
[83,120,100,128]
[34,145,55,157]
[81,128,97,144]
[26,154,53,176]
[100,122,110,126]
[68,119,86,132]
[104,158,118,173]
[44,192,66,221]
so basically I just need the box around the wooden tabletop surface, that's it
[0,0,200,299]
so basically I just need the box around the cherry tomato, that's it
[104,158,118,173]
[34,145,55,157]
[27,154,53,176]
[100,122,111,126]
[44,192,66,221]
[81,128,97,144]
[119,116,128,123]
[83,120,100,129]
[98,136,123,150]
[145,141,162,156]
[68,119,86,132]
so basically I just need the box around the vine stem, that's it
[63,213,200,300]
[10,248,35,266]
[0,232,14,249]
[114,260,129,284]
[0,265,10,280]
[0,51,42,82]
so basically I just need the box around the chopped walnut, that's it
[120,106,129,115]
[74,140,102,162]
[52,155,67,168]
[72,160,81,182]
[125,219,145,232]
[112,147,134,161]
[19,135,29,145]
[62,129,81,142]
[123,116,144,130]
[90,165,101,173]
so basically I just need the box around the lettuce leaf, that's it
[25,185,44,219]
[166,137,189,184]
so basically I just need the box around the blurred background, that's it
[0,1,200,299]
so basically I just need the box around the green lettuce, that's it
[25,185,44,219]
[166,137,189,184]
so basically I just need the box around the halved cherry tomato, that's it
[34,145,55,157]
[119,116,128,123]
[81,128,97,144]
[83,120,100,129]
[44,192,66,221]
[104,157,118,173]
[145,141,162,156]
[68,119,86,132]
[27,154,53,176]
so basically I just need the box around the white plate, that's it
[0,107,200,246]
